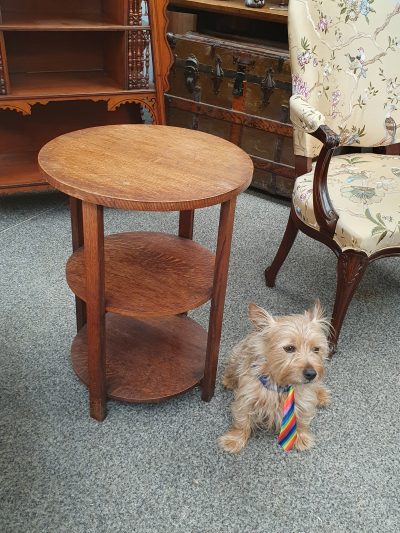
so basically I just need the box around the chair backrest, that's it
[289,0,400,157]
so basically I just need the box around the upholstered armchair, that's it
[265,0,400,353]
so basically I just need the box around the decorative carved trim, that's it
[155,0,173,95]
[107,94,157,123]
[0,100,32,115]
[339,251,368,286]
[128,30,151,90]
[0,45,7,95]
[128,0,147,26]
[329,249,369,351]
[0,95,157,116]
[125,0,173,124]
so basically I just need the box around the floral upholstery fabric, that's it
[293,153,400,255]
[290,95,326,133]
[289,1,400,158]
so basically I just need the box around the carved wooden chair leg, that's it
[329,250,369,355]
[265,207,299,287]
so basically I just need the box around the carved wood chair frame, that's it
[265,125,400,354]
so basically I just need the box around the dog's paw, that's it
[316,387,331,407]
[295,431,315,451]
[218,429,248,454]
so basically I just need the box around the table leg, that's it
[69,197,87,331]
[82,202,107,421]
[202,198,237,401]
[179,210,194,240]
[178,210,195,317]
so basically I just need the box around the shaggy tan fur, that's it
[219,301,331,453]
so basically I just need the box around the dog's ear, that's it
[308,299,325,322]
[248,303,275,330]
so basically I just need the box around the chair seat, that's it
[293,153,400,256]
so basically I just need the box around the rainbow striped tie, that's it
[278,386,297,451]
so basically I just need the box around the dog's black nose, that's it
[303,368,317,381]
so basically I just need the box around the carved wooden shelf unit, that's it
[167,0,295,197]
[0,0,171,194]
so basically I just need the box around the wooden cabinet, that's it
[167,0,295,197]
[0,0,171,194]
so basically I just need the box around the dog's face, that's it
[248,301,330,386]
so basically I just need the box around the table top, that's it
[38,125,253,211]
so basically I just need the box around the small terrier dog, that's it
[219,301,330,453]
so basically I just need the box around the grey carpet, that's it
[0,190,399,533]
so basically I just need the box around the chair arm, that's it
[309,125,341,237]
[290,95,326,133]
[290,96,340,237]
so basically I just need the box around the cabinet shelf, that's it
[8,71,124,97]
[66,232,215,317]
[4,30,127,94]
[0,0,129,27]
[0,16,142,31]
[0,152,49,191]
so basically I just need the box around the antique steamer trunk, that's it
[166,7,295,197]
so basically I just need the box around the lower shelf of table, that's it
[71,312,208,403]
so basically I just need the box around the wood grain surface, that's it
[81,201,107,420]
[71,313,207,402]
[202,198,236,400]
[38,124,253,210]
[66,231,215,316]
[169,0,288,24]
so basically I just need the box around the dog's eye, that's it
[283,345,296,353]
[313,347,320,353]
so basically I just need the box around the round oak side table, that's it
[38,124,253,421]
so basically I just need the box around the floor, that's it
[0,190,399,533]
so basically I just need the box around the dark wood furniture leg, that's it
[265,207,299,287]
[202,198,236,401]
[179,210,195,239]
[329,250,369,354]
[70,197,87,331]
[82,202,107,421]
